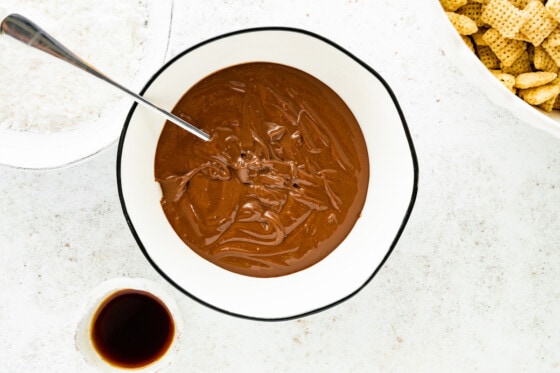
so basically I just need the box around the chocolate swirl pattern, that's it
[155,63,369,277]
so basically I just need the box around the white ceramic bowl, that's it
[75,277,184,372]
[430,0,560,139]
[0,0,172,169]
[117,28,418,320]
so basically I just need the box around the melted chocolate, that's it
[154,62,369,277]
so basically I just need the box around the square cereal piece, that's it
[519,1,558,46]
[500,50,532,74]
[542,37,560,65]
[446,12,479,34]
[472,29,489,45]
[544,26,560,47]
[440,0,468,11]
[478,45,501,68]
[481,0,528,38]
[457,3,485,27]
[546,0,560,23]
[483,27,527,66]
[533,46,560,72]
[528,42,535,59]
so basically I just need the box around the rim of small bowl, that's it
[116,26,419,321]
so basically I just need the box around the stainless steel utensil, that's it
[0,13,210,141]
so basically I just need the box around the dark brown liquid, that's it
[90,290,174,368]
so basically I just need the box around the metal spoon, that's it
[0,13,210,142]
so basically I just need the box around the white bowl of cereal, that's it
[0,0,172,169]
[117,28,418,320]
[433,0,560,138]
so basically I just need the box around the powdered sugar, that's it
[0,1,150,133]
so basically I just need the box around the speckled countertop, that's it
[1,1,560,372]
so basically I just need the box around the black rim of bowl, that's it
[116,26,419,322]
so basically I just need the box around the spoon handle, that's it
[0,13,210,141]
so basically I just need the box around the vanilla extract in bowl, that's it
[90,289,175,369]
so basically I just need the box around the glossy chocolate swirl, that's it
[154,62,369,277]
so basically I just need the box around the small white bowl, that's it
[75,277,184,372]
[430,0,560,139]
[0,0,172,169]
[117,28,418,320]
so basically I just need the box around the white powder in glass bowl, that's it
[0,0,151,133]
[0,0,172,168]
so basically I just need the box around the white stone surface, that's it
[1,1,560,372]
